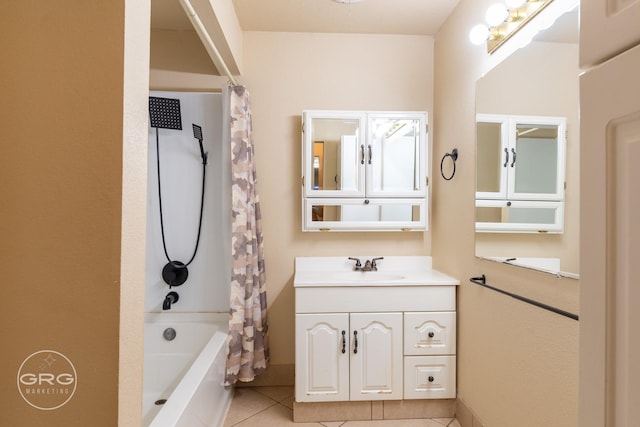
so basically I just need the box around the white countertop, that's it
[293,256,459,287]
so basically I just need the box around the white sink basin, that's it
[324,272,407,283]
[293,256,460,287]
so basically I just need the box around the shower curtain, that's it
[224,85,269,386]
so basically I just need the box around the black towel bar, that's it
[469,275,579,321]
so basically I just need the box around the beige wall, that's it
[433,1,579,426]
[1,1,149,425]
[239,31,435,365]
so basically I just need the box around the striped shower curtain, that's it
[224,85,269,386]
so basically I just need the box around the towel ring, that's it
[440,148,458,181]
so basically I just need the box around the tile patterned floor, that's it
[223,386,461,427]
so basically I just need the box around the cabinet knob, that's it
[428,331,435,338]
[428,376,434,383]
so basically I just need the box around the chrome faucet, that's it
[370,256,384,271]
[348,257,362,270]
[348,256,384,271]
[163,291,179,310]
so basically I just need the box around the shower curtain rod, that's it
[178,0,239,86]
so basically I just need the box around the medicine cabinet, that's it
[302,110,428,232]
[476,114,566,233]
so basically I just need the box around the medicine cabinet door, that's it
[366,112,428,198]
[507,116,566,201]
[476,114,566,202]
[302,111,367,198]
[476,115,509,200]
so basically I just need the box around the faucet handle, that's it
[348,257,362,269]
[371,256,384,266]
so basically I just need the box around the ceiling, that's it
[151,0,462,35]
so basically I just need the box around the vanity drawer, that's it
[404,312,456,355]
[403,355,456,399]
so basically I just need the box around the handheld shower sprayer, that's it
[192,124,208,165]
[149,96,207,288]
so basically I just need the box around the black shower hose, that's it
[155,128,206,269]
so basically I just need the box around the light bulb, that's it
[485,3,509,26]
[505,0,527,8]
[469,24,490,45]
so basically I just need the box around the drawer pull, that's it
[353,331,358,354]
[428,376,434,383]
[428,331,435,338]
[341,330,346,354]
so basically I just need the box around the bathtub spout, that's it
[163,291,179,310]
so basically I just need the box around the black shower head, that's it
[149,97,182,130]
[192,124,203,141]
[192,123,207,166]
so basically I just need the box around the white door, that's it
[580,0,640,67]
[349,312,403,401]
[295,313,349,402]
[580,43,640,427]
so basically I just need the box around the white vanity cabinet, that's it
[475,113,566,233]
[301,110,428,232]
[294,256,458,404]
[296,312,403,402]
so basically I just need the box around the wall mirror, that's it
[475,5,580,278]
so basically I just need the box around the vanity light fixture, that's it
[469,0,554,53]
[485,3,509,27]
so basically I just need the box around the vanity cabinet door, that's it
[349,312,403,401]
[295,313,350,402]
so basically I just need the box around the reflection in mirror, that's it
[310,118,360,192]
[514,123,559,194]
[303,198,426,231]
[312,203,421,223]
[476,201,564,233]
[369,118,421,193]
[475,6,580,278]
[476,121,503,194]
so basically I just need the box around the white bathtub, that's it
[143,312,232,427]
